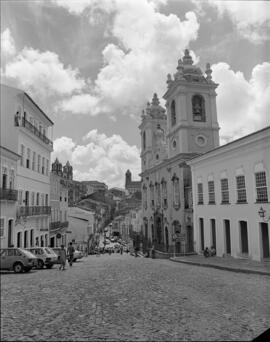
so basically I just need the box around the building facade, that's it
[49,158,69,247]
[0,146,20,248]
[140,50,220,256]
[67,206,94,252]
[1,84,54,248]
[81,181,108,196]
[125,170,141,195]
[187,126,270,262]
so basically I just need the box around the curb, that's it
[170,258,270,276]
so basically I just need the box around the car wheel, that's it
[24,267,32,273]
[73,258,77,262]
[46,264,53,269]
[13,262,24,273]
[37,260,44,269]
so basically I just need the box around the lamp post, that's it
[258,207,270,222]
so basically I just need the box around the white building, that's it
[1,84,54,248]
[0,146,20,248]
[49,158,69,247]
[67,207,94,251]
[187,126,270,261]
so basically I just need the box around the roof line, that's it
[188,125,270,162]
[24,92,54,125]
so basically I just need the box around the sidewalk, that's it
[170,254,270,276]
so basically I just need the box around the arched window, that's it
[171,100,176,126]
[192,95,205,122]
[143,131,146,150]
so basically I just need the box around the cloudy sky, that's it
[1,0,270,188]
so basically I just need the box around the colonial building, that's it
[187,126,270,262]
[67,206,94,252]
[81,180,108,196]
[0,146,20,248]
[140,50,220,256]
[1,84,54,248]
[125,169,141,195]
[49,158,69,247]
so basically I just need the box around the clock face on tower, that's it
[196,134,207,147]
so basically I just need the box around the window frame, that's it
[236,175,247,203]
[255,171,268,203]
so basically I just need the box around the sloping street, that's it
[1,254,269,341]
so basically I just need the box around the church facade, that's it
[139,49,220,256]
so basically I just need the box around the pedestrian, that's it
[59,244,67,270]
[203,247,210,257]
[67,242,75,266]
[120,245,123,255]
[210,246,216,256]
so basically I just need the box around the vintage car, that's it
[0,248,37,273]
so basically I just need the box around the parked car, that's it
[0,248,37,273]
[73,249,83,262]
[27,247,58,269]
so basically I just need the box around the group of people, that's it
[203,246,216,257]
[58,242,75,270]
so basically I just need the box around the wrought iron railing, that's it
[17,206,51,217]
[19,118,53,147]
[0,188,18,201]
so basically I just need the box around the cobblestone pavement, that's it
[1,253,270,341]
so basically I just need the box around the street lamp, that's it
[258,207,270,222]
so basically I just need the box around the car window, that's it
[45,248,52,254]
[22,250,36,258]
[0,250,7,256]
[7,250,14,256]
[14,249,22,256]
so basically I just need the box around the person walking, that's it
[120,245,123,255]
[59,245,67,271]
[67,242,75,266]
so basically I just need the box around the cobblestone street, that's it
[1,254,269,341]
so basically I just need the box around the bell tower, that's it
[163,49,220,158]
[139,93,167,172]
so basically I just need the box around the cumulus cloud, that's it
[212,62,270,144]
[199,0,270,43]
[1,28,16,58]
[51,130,141,188]
[50,0,93,15]
[57,0,199,117]
[2,46,85,98]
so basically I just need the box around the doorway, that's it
[8,219,13,247]
[199,218,204,251]
[210,219,216,249]
[50,236,55,247]
[17,232,22,247]
[224,220,231,254]
[239,221,249,254]
[186,225,193,252]
[261,223,270,258]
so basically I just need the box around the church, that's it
[139,49,220,256]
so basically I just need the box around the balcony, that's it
[0,188,18,201]
[17,118,53,148]
[17,206,51,218]
[50,221,69,230]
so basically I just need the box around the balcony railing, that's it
[50,221,69,230]
[17,118,53,148]
[17,206,51,218]
[0,188,18,201]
